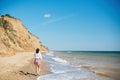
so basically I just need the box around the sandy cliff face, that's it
[0,16,48,55]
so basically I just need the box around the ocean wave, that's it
[40,52,114,80]
[52,57,68,64]
[43,52,68,64]
[50,63,80,73]
[37,69,112,80]
[45,53,54,56]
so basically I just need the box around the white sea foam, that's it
[37,69,112,80]
[43,52,68,64]
[52,57,68,64]
[45,53,54,56]
[50,63,79,73]
[39,52,114,80]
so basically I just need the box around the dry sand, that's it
[0,52,51,80]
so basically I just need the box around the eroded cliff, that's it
[0,15,48,56]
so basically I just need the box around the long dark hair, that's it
[36,48,39,53]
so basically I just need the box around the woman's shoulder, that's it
[34,53,38,55]
[35,53,41,55]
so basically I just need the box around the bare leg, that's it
[34,65,37,75]
[38,65,40,75]
[36,66,39,75]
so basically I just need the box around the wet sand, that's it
[0,52,51,80]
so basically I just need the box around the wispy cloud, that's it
[43,13,51,18]
[42,14,74,26]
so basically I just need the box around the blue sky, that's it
[0,0,120,51]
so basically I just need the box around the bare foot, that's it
[37,73,40,76]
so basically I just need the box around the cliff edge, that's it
[0,15,48,56]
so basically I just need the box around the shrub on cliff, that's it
[0,14,14,18]
[5,14,14,18]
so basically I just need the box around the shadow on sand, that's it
[19,70,37,76]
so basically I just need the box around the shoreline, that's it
[0,52,51,80]
[52,51,120,80]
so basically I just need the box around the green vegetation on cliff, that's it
[0,14,14,18]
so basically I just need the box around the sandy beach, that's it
[0,52,51,80]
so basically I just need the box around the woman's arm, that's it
[39,53,43,60]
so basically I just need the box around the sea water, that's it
[37,51,120,80]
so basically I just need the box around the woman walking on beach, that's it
[34,48,42,75]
